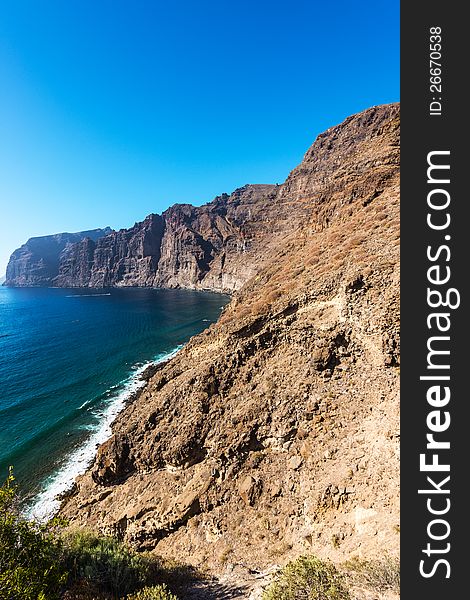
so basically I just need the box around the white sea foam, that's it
[26,345,182,523]
[77,399,92,410]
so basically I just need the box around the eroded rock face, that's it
[6,185,281,292]
[55,214,165,288]
[60,104,400,580]
[53,184,279,292]
[4,228,112,287]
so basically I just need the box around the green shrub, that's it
[126,584,179,599]
[0,467,68,600]
[0,469,190,599]
[63,529,151,595]
[262,555,350,600]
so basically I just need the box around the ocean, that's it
[0,286,228,520]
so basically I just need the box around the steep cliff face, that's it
[4,228,112,287]
[154,184,280,292]
[54,214,165,288]
[52,184,278,292]
[60,104,400,593]
[5,186,280,292]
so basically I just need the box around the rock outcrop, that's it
[60,104,400,592]
[4,228,112,287]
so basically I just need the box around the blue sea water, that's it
[0,286,228,519]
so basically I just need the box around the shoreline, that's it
[25,345,183,523]
[3,283,234,298]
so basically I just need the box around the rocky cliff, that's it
[60,104,400,596]
[6,185,282,292]
[4,228,112,287]
[52,184,280,292]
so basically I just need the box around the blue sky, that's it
[0,1,399,275]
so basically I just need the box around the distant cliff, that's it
[52,184,280,292]
[6,185,287,292]
[4,228,112,287]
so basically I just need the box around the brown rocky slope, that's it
[60,104,400,597]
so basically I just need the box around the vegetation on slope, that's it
[0,468,67,599]
[0,469,180,600]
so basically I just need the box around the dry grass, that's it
[343,555,400,594]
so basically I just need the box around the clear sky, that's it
[0,0,399,276]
